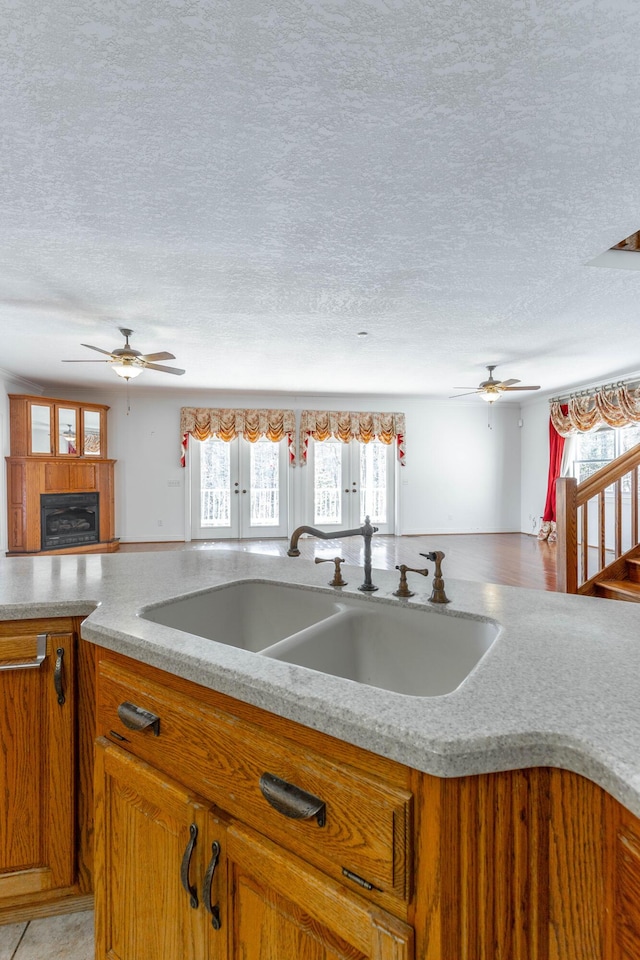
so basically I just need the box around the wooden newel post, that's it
[556,477,578,594]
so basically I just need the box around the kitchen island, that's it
[2,548,640,958]
[1,548,639,811]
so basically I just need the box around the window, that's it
[573,423,640,488]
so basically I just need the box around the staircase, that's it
[595,555,640,601]
[556,443,640,596]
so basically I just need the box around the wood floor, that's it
[120,532,558,592]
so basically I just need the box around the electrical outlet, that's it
[157,519,163,527]
[167,479,181,487]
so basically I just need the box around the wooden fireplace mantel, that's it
[6,395,118,556]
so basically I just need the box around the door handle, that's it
[202,840,222,930]
[180,824,199,909]
[54,646,66,705]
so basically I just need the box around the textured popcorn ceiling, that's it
[1,0,640,398]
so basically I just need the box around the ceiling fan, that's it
[63,328,185,381]
[451,365,540,403]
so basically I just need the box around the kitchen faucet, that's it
[287,516,379,592]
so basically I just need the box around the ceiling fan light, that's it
[110,359,144,380]
[480,390,500,403]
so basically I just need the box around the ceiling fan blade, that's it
[62,359,109,363]
[138,351,176,362]
[143,361,185,375]
[449,390,480,398]
[81,343,115,357]
[502,385,540,391]
[498,378,520,388]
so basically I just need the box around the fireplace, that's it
[40,493,100,551]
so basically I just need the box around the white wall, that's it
[0,370,48,555]
[519,395,554,536]
[1,382,525,545]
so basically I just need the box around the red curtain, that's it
[542,406,567,522]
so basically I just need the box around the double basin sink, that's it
[141,580,499,698]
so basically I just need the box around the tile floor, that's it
[0,912,93,960]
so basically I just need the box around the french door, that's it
[308,439,395,534]
[190,437,289,539]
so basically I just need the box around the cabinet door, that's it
[0,628,75,901]
[94,740,226,960]
[55,405,80,456]
[226,822,414,960]
[29,402,53,455]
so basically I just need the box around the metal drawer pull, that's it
[54,647,66,705]
[117,702,160,736]
[202,841,222,930]
[259,773,326,827]
[180,823,199,909]
[0,633,47,672]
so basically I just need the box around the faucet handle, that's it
[315,557,347,587]
[393,564,429,598]
[420,551,450,604]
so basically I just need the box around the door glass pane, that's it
[314,441,342,525]
[57,407,77,455]
[83,410,101,456]
[31,404,51,454]
[360,442,387,524]
[250,439,280,526]
[200,440,231,527]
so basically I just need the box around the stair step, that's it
[626,558,640,583]
[595,580,640,602]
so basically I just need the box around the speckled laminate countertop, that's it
[2,549,640,817]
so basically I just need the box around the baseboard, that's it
[119,536,185,543]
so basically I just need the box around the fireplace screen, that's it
[40,493,99,550]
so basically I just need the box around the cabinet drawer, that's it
[97,659,412,902]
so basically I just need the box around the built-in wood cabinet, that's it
[6,393,118,555]
[93,647,640,960]
[0,617,94,924]
[9,394,108,459]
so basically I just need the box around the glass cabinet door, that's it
[57,407,78,455]
[30,404,52,455]
[82,409,102,456]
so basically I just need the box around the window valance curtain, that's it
[299,410,406,466]
[180,407,296,466]
[550,384,640,437]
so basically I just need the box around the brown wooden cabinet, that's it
[6,394,118,555]
[94,738,413,960]
[0,618,94,924]
[8,394,108,459]
[94,647,640,960]
[94,742,224,960]
[95,652,414,960]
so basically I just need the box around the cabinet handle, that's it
[259,773,326,827]
[202,841,222,930]
[180,823,199,909]
[54,647,66,705]
[0,633,47,672]
[117,702,160,736]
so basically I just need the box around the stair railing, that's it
[556,443,640,593]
